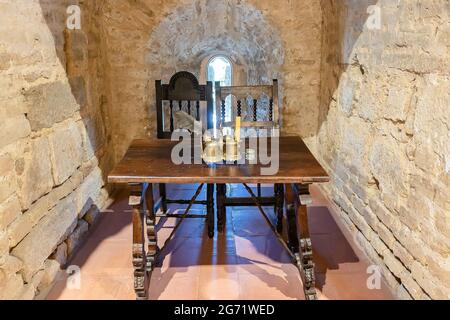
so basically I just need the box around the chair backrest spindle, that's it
[237,100,242,117]
[196,101,200,121]
[221,100,226,124]
[169,100,174,132]
[253,99,258,122]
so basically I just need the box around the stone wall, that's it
[0,0,109,299]
[99,0,323,163]
[317,0,450,299]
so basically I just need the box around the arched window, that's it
[207,56,233,126]
[207,55,232,86]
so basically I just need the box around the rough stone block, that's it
[51,169,84,202]
[16,137,54,209]
[435,206,450,237]
[392,241,414,270]
[435,187,450,212]
[379,265,401,294]
[0,152,17,204]
[50,242,67,266]
[338,75,356,116]
[80,156,99,179]
[352,195,378,229]
[342,118,372,171]
[368,198,401,234]
[427,254,450,287]
[22,81,79,131]
[0,116,31,149]
[17,284,35,300]
[369,232,389,258]
[411,261,450,300]
[8,211,43,249]
[49,121,83,186]
[414,142,442,176]
[0,273,24,300]
[396,226,429,266]
[62,218,78,244]
[375,222,396,249]
[403,192,436,233]
[346,204,373,238]
[355,81,381,122]
[384,251,406,279]
[0,195,22,230]
[66,220,89,256]
[350,181,371,204]
[31,270,45,288]
[427,233,450,262]
[0,255,23,275]
[0,231,8,260]
[76,167,103,215]
[0,52,11,71]
[83,205,101,225]
[384,86,412,122]
[66,220,89,257]
[38,259,61,290]
[355,231,385,268]
[369,136,410,199]
[95,188,109,212]
[400,270,428,300]
[396,284,413,300]
[11,196,77,281]
[8,170,83,248]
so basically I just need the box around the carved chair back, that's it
[215,80,279,133]
[156,72,214,139]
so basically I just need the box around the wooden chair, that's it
[155,71,215,237]
[156,71,214,138]
[214,80,284,233]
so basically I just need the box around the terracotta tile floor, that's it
[46,184,394,300]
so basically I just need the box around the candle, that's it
[235,116,241,142]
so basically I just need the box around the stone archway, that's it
[145,0,285,85]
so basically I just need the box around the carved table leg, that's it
[207,184,215,238]
[285,183,317,301]
[129,184,148,300]
[216,184,226,233]
[275,184,284,233]
[144,183,158,273]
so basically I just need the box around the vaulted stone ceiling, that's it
[145,0,284,84]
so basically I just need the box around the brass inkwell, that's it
[202,129,223,164]
[202,117,242,165]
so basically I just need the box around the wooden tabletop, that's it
[108,136,329,184]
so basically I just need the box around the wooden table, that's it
[108,136,329,300]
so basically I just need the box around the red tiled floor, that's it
[46,185,395,300]
[238,273,305,300]
[232,209,274,237]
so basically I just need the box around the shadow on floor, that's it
[47,184,393,300]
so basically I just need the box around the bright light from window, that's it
[207,56,232,129]
[207,56,232,86]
